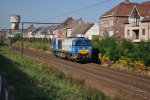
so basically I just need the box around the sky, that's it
[0,0,149,29]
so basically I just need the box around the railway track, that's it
[11,46,150,100]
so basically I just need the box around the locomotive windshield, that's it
[73,40,91,46]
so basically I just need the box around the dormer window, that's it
[134,12,140,26]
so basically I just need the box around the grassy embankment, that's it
[0,47,108,100]
[5,37,50,51]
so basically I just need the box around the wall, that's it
[125,22,150,42]
[100,16,128,38]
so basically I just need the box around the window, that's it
[127,30,130,35]
[100,31,104,36]
[100,22,104,27]
[104,21,109,27]
[109,31,114,36]
[142,29,145,35]
[134,12,140,26]
[74,40,91,46]
[116,19,119,23]
[110,20,114,26]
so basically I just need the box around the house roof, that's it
[67,19,81,29]
[134,1,150,22]
[54,17,81,30]
[100,2,137,18]
[72,23,94,35]
[136,5,150,17]
[142,16,150,22]
[28,25,35,32]
[31,27,41,35]
[141,8,150,22]
[54,17,73,30]
[140,1,150,5]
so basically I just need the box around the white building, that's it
[85,23,99,40]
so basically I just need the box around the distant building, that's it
[53,17,74,38]
[124,2,150,42]
[10,15,20,30]
[0,29,9,39]
[53,17,83,38]
[24,25,57,38]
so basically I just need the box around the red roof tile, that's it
[72,23,94,35]
[140,1,150,5]
[100,2,137,18]
[67,19,81,29]
[136,5,150,17]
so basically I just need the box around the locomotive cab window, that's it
[73,40,91,46]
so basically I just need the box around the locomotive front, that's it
[71,37,92,62]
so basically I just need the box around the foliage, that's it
[0,36,4,44]
[92,35,99,45]
[0,47,108,100]
[98,53,110,64]
[10,37,51,51]
[94,37,150,67]
[95,37,120,61]
[10,33,21,44]
[129,41,150,67]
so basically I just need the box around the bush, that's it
[129,41,150,67]
[0,36,4,44]
[92,35,99,45]
[10,33,21,44]
[95,37,119,61]
[94,37,150,67]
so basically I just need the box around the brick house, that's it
[99,0,137,38]
[124,2,150,42]
[53,17,82,38]
[66,18,82,37]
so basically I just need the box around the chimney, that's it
[124,0,129,4]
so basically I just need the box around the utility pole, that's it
[0,30,2,44]
[148,22,150,40]
[21,22,24,54]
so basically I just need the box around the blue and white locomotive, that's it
[51,37,92,62]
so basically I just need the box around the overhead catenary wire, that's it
[41,0,112,22]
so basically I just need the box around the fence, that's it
[0,72,14,100]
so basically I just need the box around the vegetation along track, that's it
[11,46,150,100]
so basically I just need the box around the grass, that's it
[0,47,108,100]
[11,40,50,51]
